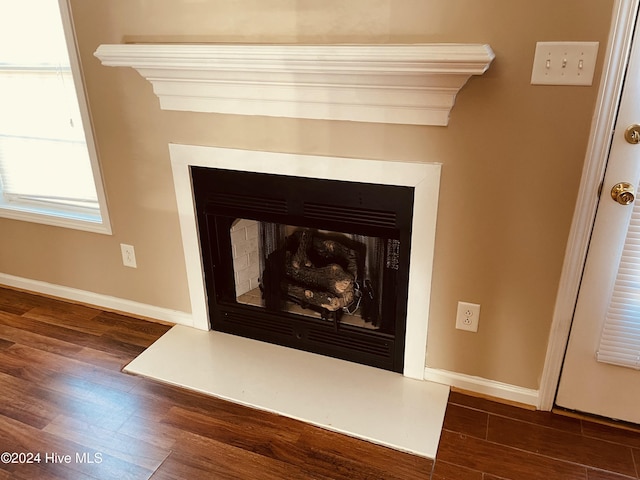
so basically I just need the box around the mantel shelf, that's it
[94,43,495,126]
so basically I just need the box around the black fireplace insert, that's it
[191,166,414,373]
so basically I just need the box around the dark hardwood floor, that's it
[0,285,639,479]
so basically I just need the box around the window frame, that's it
[0,0,111,234]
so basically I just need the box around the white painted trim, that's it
[59,0,112,235]
[424,367,539,408]
[168,144,441,379]
[94,43,494,126]
[538,0,640,411]
[0,206,110,235]
[0,273,193,326]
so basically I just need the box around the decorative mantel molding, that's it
[94,43,494,126]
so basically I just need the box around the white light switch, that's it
[531,41,599,86]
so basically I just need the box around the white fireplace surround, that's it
[170,144,441,379]
[94,43,495,126]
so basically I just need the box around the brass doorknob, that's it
[625,125,640,144]
[611,182,635,205]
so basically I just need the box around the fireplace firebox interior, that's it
[192,166,415,372]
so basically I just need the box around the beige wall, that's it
[0,0,615,389]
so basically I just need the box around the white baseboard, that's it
[0,273,193,327]
[424,367,540,408]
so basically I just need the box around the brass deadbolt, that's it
[611,182,635,205]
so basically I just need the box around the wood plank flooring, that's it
[1,285,640,479]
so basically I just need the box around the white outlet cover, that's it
[531,41,599,86]
[120,243,137,268]
[456,301,480,332]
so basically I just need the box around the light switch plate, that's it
[531,41,599,86]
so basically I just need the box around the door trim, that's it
[538,0,640,410]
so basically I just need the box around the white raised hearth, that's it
[125,325,450,458]
[94,43,494,126]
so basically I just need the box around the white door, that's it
[556,16,640,423]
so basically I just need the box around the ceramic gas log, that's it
[263,229,367,324]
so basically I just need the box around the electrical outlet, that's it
[120,243,137,268]
[531,41,599,86]
[456,301,480,332]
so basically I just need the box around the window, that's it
[597,203,640,369]
[0,0,110,233]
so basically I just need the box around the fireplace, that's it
[192,167,415,372]
[170,144,440,379]
[95,42,491,456]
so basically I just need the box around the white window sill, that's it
[0,200,112,234]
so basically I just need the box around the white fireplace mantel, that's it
[94,43,494,126]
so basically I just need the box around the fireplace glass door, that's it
[231,220,400,332]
